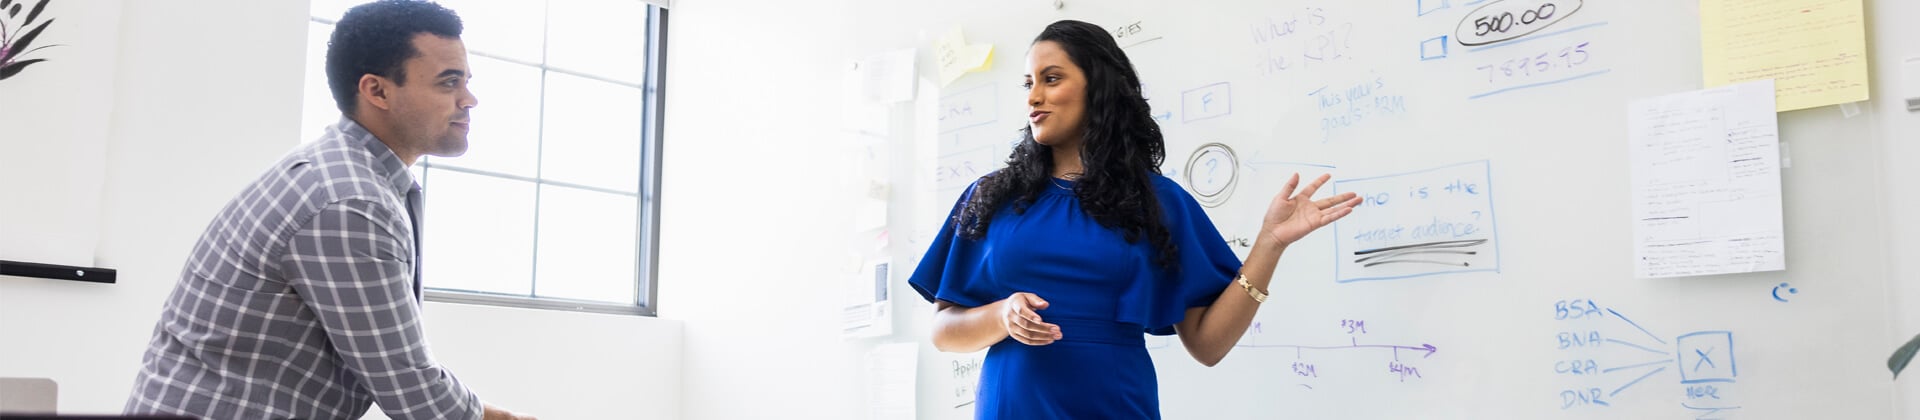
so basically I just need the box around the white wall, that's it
[0,1,683,418]
[411,303,682,419]
[654,0,869,418]
[1873,0,1920,416]
[0,1,120,269]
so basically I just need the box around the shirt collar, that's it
[334,116,419,194]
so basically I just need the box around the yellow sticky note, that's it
[962,45,993,72]
[935,27,995,87]
[1701,0,1869,112]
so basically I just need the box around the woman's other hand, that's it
[1001,292,1062,346]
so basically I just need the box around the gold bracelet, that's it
[1236,274,1267,303]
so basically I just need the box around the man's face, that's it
[386,33,477,159]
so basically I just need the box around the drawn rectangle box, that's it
[1181,82,1232,123]
[1420,35,1449,61]
[1331,160,1501,283]
[1677,331,1737,384]
[936,144,997,193]
[938,83,997,134]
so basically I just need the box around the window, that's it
[301,0,667,315]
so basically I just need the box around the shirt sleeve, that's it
[281,199,483,420]
[907,181,1001,308]
[1127,176,1243,336]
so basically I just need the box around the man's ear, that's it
[358,74,393,112]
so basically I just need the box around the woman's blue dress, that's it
[909,174,1242,419]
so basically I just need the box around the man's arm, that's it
[283,199,496,420]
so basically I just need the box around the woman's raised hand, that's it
[1262,173,1362,246]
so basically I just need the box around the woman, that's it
[908,20,1361,418]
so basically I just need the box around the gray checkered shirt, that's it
[125,117,482,420]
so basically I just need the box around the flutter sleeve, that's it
[1121,175,1244,336]
[907,180,1002,308]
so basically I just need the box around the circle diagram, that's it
[1183,143,1239,207]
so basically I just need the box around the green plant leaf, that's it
[1891,333,1920,378]
[0,58,45,80]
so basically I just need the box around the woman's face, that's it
[1024,40,1087,148]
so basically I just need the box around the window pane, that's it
[300,22,337,143]
[436,0,546,63]
[422,170,537,296]
[540,73,643,193]
[308,0,657,313]
[534,185,637,303]
[547,0,647,83]
[435,56,541,177]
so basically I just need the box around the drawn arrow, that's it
[1607,307,1668,345]
[1239,339,1439,358]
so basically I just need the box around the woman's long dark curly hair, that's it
[955,19,1177,267]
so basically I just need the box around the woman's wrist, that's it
[1261,224,1294,249]
[1255,227,1289,254]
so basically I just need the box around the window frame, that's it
[307,3,668,317]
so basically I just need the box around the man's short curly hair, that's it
[325,0,463,115]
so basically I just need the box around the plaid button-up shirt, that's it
[125,117,481,420]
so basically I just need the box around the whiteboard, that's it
[899,1,1896,419]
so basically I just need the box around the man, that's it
[124,1,534,419]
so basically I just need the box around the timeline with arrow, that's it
[1147,318,1442,389]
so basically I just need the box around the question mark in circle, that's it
[1206,158,1219,185]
